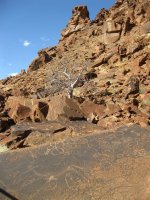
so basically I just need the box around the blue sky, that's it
[0,0,115,79]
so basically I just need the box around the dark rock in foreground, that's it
[0,125,150,200]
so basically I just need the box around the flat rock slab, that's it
[0,121,101,148]
[0,125,150,200]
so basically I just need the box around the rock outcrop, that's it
[61,5,90,39]
[27,46,57,72]
[0,0,150,149]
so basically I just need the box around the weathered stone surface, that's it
[105,103,122,115]
[46,95,84,121]
[0,0,149,148]
[0,120,101,149]
[6,96,40,109]
[6,97,49,123]
[10,121,67,147]
[127,75,140,95]
[102,18,122,44]
[30,102,49,122]
[0,125,150,199]
[139,93,150,116]
[27,47,57,72]
[80,100,106,121]
[8,103,31,123]
[27,57,44,72]
[95,8,109,24]
[61,5,90,39]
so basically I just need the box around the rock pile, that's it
[0,0,149,150]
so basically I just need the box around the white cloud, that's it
[9,72,18,77]
[23,40,31,47]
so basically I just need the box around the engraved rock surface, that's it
[0,125,150,200]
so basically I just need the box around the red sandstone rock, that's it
[6,97,49,123]
[80,101,106,121]
[8,103,31,123]
[61,5,90,39]
[46,95,84,121]
[0,0,149,135]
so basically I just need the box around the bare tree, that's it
[46,60,89,98]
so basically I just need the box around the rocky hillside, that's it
[0,0,150,149]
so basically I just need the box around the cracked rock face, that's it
[0,125,150,199]
[0,0,150,147]
[61,5,90,38]
[0,1,150,198]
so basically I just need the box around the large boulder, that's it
[30,102,49,122]
[80,101,106,123]
[6,97,49,123]
[8,103,31,123]
[46,95,84,121]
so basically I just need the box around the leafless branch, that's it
[46,59,90,98]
